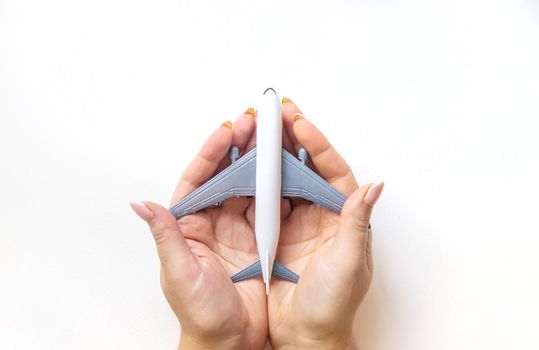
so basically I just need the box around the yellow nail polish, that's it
[293,113,304,122]
[282,96,294,105]
[244,107,257,117]
[222,120,232,128]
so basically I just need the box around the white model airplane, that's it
[169,87,347,294]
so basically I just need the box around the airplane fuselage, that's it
[255,88,282,294]
[169,87,347,293]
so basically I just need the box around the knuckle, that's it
[349,214,370,231]
[152,227,169,246]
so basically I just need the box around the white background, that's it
[1,0,538,349]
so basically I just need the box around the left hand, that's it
[267,99,384,350]
[131,110,268,350]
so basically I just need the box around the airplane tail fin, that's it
[230,260,299,285]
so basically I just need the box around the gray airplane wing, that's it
[170,147,346,219]
[169,148,257,219]
[281,149,346,214]
[169,146,347,285]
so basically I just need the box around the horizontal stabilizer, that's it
[230,260,299,284]
[230,260,262,283]
[272,261,299,283]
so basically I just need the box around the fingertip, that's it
[130,201,154,221]
[293,112,305,122]
[281,99,302,123]
[364,182,384,207]
[141,201,179,227]
[199,122,233,160]
[232,112,256,149]
[243,107,257,117]
[282,96,294,105]
[217,121,234,139]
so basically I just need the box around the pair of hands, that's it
[130,99,383,350]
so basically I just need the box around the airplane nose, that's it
[263,87,277,95]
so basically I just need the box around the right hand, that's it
[130,109,268,350]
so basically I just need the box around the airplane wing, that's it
[281,149,346,214]
[169,148,257,219]
[169,146,348,285]
[170,147,347,218]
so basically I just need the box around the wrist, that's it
[275,340,354,350]
[273,332,354,350]
[178,331,246,350]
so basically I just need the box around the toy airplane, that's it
[169,87,347,294]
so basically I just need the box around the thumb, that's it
[130,201,194,270]
[332,182,384,266]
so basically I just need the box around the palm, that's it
[170,199,267,347]
[267,202,344,339]
[149,113,268,348]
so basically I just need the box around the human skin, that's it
[130,101,383,349]
[267,99,383,350]
[130,109,268,350]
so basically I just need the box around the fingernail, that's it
[244,107,257,117]
[293,113,305,122]
[282,96,294,104]
[222,120,232,128]
[130,202,154,221]
[364,182,384,206]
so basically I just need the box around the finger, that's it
[281,198,292,219]
[280,98,312,209]
[241,108,294,153]
[280,99,297,153]
[243,127,257,153]
[281,124,296,154]
[292,114,359,196]
[238,102,296,154]
[214,108,257,173]
[332,182,383,268]
[171,123,233,205]
[281,97,303,152]
[130,201,197,273]
[232,108,256,150]
[220,109,257,214]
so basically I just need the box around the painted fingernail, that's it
[364,182,384,206]
[293,113,305,122]
[282,96,294,104]
[244,107,257,117]
[222,120,233,128]
[130,202,154,221]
